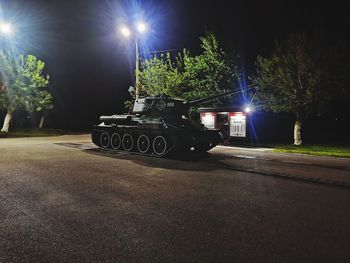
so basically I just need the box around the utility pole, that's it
[135,39,140,100]
[119,21,148,101]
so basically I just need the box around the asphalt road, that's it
[1,135,350,262]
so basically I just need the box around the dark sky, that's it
[1,0,349,129]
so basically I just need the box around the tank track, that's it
[91,125,182,157]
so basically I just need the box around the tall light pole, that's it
[120,21,148,100]
[134,38,140,99]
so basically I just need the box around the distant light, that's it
[136,22,147,33]
[0,22,13,35]
[120,26,131,37]
[244,107,251,113]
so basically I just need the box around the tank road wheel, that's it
[153,135,168,156]
[137,135,150,154]
[111,133,121,150]
[122,133,134,151]
[100,132,110,149]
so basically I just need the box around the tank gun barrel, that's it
[184,88,252,107]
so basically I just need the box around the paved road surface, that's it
[1,135,349,262]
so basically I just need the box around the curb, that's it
[223,166,350,188]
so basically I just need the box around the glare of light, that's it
[244,106,251,113]
[120,26,131,37]
[0,22,13,35]
[136,22,147,33]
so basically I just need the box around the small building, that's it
[198,106,249,140]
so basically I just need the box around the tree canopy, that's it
[253,33,347,144]
[0,51,52,113]
[0,51,53,131]
[137,33,238,102]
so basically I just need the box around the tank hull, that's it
[91,122,223,157]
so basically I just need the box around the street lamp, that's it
[136,22,147,33]
[119,21,148,100]
[244,105,254,114]
[0,22,13,36]
[120,26,131,37]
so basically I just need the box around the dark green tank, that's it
[91,90,235,157]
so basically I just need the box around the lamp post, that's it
[120,21,147,100]
[134,38,140,99]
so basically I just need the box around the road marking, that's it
[280,160,312,165]
[231,155,257,159]
[216,145,273,152]
[55,142,95,150]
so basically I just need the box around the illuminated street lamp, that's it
[119,21,148,100]
[244,105,254,114]
[136,22,147,33]
[120,26,131,37]
[0,22,13,36]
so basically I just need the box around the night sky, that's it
[1,0,349,131]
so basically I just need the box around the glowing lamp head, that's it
[0,23,13,35]
[136,22,147,33]
[244,106,251,113]
[120,26,131,37]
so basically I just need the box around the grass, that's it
[274,145,350,158]
[0,129,70,138]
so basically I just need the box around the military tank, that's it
[91,90,236,157]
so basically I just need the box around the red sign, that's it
[229,112,246,137]
[200,112,217,129]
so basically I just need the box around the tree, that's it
[0,50,18,132]
[21,55,53,128]
[0,51,52,132]
[182,33,236,101]
[137,33,237,103]
[139,52,184,98]
[254,33,345,145]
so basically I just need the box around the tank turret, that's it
[92,90,238,157]
[131,90,235,117]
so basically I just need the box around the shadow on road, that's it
[84,148,233,172]
[57,143,350,188]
